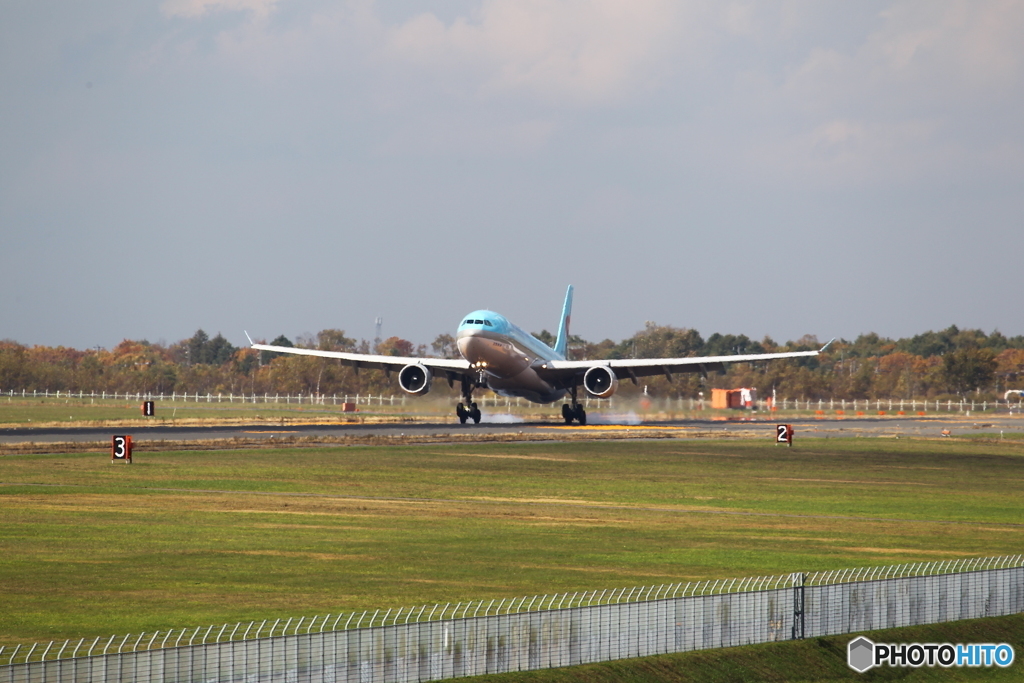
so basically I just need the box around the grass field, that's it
[1,438,1022,650]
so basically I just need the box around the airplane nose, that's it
[457,334,477,360]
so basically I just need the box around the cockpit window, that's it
[464,320,472,325]
[484,320,493,326]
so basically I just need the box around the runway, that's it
[2,413,1022,447]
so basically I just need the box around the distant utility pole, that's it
[374,316,382,351]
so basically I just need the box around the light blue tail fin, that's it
[553,285,574,358]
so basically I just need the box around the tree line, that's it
[1,324,1022,401]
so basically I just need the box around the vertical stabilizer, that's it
[553,285,574,358]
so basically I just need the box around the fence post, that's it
[791,573,805,640]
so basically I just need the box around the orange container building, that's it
[711,388,757,409]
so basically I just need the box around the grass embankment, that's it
[465,613,1024,682]
[1,439,1022,648]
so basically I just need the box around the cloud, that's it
[761,118,947,184]
[161,0,279,20]
[381,0,689,105]
[797,1,1023,112]
[375,116,557,158]
[871,0,1023,87]
[728,1,1024,185]
[80,1,1024,181]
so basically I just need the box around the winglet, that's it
[553,285,574,358]
[244,330,255,346]
[820,337,836,352]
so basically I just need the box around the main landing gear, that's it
[561,385,587,425]
[456,380,482,424]
[457,402,481,424]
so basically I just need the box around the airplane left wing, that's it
[536,343,831,384]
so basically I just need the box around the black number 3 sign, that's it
[111,435,133,463]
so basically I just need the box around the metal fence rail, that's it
[3,555,1022,682]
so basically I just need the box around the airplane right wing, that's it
[248,342,471,376]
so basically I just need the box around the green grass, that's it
[1,439,1022,649]
[464,613,1024,682]
[965,432,1024,440]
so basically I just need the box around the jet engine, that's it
[398,364,432,395]
[583,365,619,398]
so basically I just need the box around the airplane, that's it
[247,286,829,425]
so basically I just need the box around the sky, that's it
[2,0,1023,351]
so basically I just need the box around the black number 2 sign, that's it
[776,424,793,445]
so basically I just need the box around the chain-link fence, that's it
[3,555,1022,683]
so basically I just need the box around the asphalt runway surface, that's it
[2,413,1022,445]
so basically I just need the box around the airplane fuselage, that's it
[456,310,568,404]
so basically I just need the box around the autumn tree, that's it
[942,348,997,395]
[3,321,1022,400]
[377,337,416,357]
[0,341,30,389]
[431,334,457,358]
[183,329,236,365]
[704,333,763,356]
[873,351,928,399]
[317,329,355,351]
[573,338,617,361]
[995,349,1024,393]
[257,335,294,363]
[613,323,703,360]
[532,330,555,347]
[103,340,178,393]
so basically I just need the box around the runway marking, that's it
[218,549,369,561]
[868,465,953,471]
[756,477,936,486]
[545,425,694,431]
[429,453,577,462]
[841,547,965,556]
[243,430,299,434]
